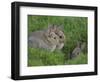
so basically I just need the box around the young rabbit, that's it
[70,41,86,59]
[28,25,59,52]
[50,25,65,50]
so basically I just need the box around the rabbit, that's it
[28,25,59,52]
[70,41,86,59]
[49,24,66,50]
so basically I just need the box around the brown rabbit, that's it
[28,25,59,52]
[49,25,66,50]
[70,41,86,59]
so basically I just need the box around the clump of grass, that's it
[28,48,65,66]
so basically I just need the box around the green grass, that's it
[28,48,65,66]
[28,15,88,66]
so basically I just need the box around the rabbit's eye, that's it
[59,36,62,38]
[54,37,56,39]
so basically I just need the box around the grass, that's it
[28,15,88,66]
[28,48,65,66]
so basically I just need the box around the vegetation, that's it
[28,15,88,66]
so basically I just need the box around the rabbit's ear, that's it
[77,41,82,48]
[58,25,64,31]
[48,24,57,32]
[44,29,50,37]
[45,25,54,36]
[48,24,53,28]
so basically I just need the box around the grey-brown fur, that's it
[28,25,65,52]
[70,41,86,59]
